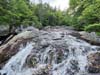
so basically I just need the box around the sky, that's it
[30,0,69,11]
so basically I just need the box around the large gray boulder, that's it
[87,52,100,73]
[0,25,9,36]
[79,31,100,45]
[0,30,39,67]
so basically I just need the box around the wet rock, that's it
[0,30,38,66]
[0,25,9,36]
[0,53,10,66]
[79,31,100,45]
[87,52,100,73]
[0,32,17,45]
[26,55,38,67]
[69,31,81,39]
[70,60,79,70]
[2,73,6,75]
[65,59,80,75]
[23,26,39,32]
[43,26,75,31]
[31,64,51,75]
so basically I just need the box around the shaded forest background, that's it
[0,0,100,35]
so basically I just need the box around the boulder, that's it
[0,25,9,36]
[0,30,38,67]
[79,31,100,45]
[87,52,100,73]
[31,64,51,75]
[43,26,75,31]
[15,26,39,33]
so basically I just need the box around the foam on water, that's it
[0,43,34,75]
[0,31,99,75]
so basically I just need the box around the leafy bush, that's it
[84,24,100,32]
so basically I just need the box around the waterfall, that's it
[37,35,99,75]
[0,30,99,75]
[0,43,34,75]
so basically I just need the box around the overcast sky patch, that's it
[30,0,69,11]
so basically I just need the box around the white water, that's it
[0,32,99,75]
[38,35,99,75]
[0,43,34,75]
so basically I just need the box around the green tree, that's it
[0,0,39,32]
[79,0,100,25]
[67,0,100,30]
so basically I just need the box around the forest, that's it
[0,0,100,35]
[0,0,100,75]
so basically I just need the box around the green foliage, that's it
[0,0,99,32]
[32,3,65,27]
[96,32,100,36]
[84,24,100,32]
[0,0,41,31]
[67,0,100,30]
[79,0,100,25]
[0,0,74,30]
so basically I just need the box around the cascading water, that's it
[0,29,99,75]
[0,43,34,75]
[36,33,99,75]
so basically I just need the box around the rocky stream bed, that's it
[0,26,100,75]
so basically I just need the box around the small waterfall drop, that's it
[0,43,34,75]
